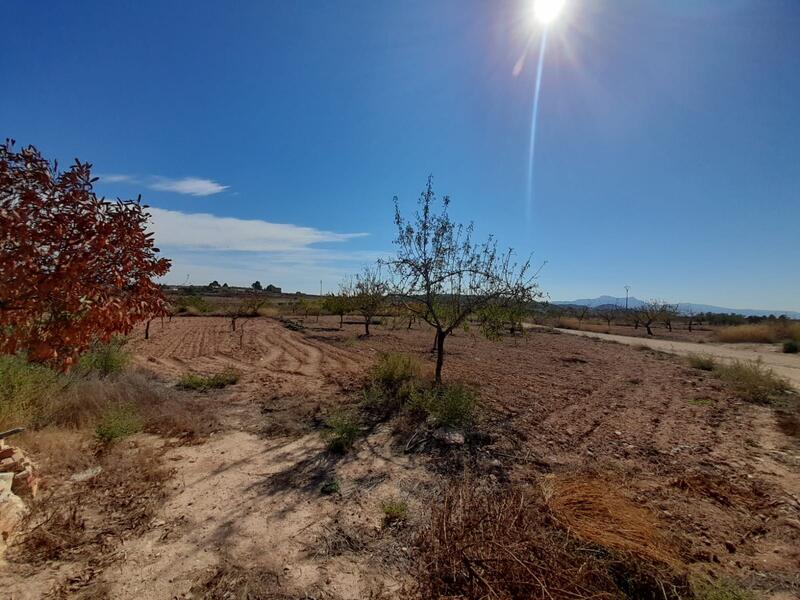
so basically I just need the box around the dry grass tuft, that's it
[714,360,792,404]
[542,474,682,571]
[188,563,288,599]
[414,478,689,600]
[556,317,610,334]
[11,445,170,564]
[715,322,800,344]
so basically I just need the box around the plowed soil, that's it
[3,315,798,599]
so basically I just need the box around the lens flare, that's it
[533,0,566,25]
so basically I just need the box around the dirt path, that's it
[538,326,800,390]
[108,317,429,599]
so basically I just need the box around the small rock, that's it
[433,427,465,446]
[724,541,736,553]
[70,466,103,483]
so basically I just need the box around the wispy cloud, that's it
[147,207,378,291]
[149,177,228,196]
[148,207,367,251]
[97,173,135,183]
[149,207,383,291]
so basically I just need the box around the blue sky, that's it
[4,1,799,310]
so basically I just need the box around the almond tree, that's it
[340,266,387,337]
[386,177,541,383]
[0,140,171,369]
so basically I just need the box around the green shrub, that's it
[715,360,792,404]
[380,498,408,525]
[172,295,215,314]
[408,384,477,428]
[372,352,421,392]
[362,353,422,416]
[783,340,799,354]
[0,355,64,428]
[322,410,360,453]
[686,353,716,371]
[77,337,130,376]
[320,478,340,495]
[177,370,239,391]
[95,404,143,442]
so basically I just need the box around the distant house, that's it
[266,284,281,294]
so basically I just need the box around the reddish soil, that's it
[3,315,798,598]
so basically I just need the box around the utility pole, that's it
[624,285,630,310]
[320,280,323,297]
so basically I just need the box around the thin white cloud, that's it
[146,207,377,292]
[98,173,135,183]
[147,207,368,252]
[149,177,228,196]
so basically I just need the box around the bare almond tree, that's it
[386,177,541,383]
[340,266,388,337]
[635,299,673,336]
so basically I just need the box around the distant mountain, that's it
[553,296,800,319]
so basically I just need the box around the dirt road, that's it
[544,326,800,390]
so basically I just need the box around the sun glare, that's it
[533,0,566,26]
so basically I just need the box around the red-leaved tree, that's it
[0,140,171,369]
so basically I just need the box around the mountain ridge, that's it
[552,296,800,319]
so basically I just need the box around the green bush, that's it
[320,478,341,495]
[783,340,799,354]
[372,352,421,392]
[172,295,215,314]
[362,353,422,416]
[323,410,360,453]
[408,384,477,428]
[95,404,143,442]
[0,355,64,428]
[715,360,792,404]
[177,370,239,391]
[686,353,716,371]
[77,337,130,376]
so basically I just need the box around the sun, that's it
[533,0,566,26]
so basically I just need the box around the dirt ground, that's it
[2,315,798,598]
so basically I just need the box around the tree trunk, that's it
[434,329,446,384]
[231,316,237,332]
[667,322,672,332]
[339,314,343,329]
[364,316,370,336]
[645,324,653,336]
[688,319,693,332]
[145,318,152,340]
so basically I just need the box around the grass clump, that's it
[0,355,65,429]
[691,578,755,600]
[372,352,421,393]
[687,397,714,407]
[95,404,143,442]
[77,337,130,376]
[320,478,341,495]
[686,353,716,371]
[322,410,360,454]
[177,370,239,391]
[715,322,800,344]
[783,340,799,354]
[380,498,408,525]
[714,360,792,404]
[362,352,422,417]
[415,479,688,600]
[408,384,477,429]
